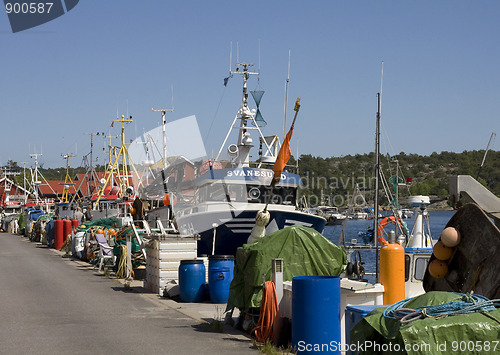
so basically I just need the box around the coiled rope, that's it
[251,281,279,344]
[115,244,131,279]
[383,293,500,324]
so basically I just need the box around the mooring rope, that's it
[383,293,500,324]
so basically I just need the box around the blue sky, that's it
[1,1,499,168]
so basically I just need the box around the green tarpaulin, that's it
[351,291,500,355]
[227,225,346,311]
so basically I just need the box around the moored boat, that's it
[165,62,325,256]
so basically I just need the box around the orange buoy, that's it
[97,228,104,235]
[428,259,448,278]
[54,219,63,250]
[433,240,453,260]
[162,193,177,206]
[441,227,461,247]
[129,207,136,215]
[379,242,405,304]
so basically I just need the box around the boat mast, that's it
[152,85,174,170]
[374,92,381,283]
[375,62,383,283]
[30,153,42,204]
[284,50,291,140]
[61,153,76,203]
[22,162,27,204]
[215,62,273,164]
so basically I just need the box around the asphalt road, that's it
[0,233,256,354]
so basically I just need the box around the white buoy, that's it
[247,209,270,244]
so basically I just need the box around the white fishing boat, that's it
[157,62,326,256]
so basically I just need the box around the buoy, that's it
[379,242,405,304]
[129,207,136,215]
[162,193,177,206]
[428,259,448,278]
[433,240,453,260]
[440,227,461,247]
[247,209,271,244]
[97,228,104,235]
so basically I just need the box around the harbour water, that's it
[323,210,456,282]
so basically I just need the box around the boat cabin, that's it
[192,167,301,206]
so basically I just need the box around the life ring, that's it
[377,216,406,245]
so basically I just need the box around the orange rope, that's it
[251,281,279,344]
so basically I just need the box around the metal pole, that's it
[477,132,496,180]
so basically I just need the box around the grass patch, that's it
[255,340,294,354]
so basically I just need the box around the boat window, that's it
[207,183,228,202]
[405,255,410,282]
[228,184,246,202]
[414,256,430,281]
[205,183,246,202]
[270,186,296,205]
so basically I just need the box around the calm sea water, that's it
[323,210,456,282]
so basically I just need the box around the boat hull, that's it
[176,207,326,256]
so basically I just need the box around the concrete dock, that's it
[0,232,256,354]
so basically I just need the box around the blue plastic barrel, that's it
[178,260,206,303]
[208,255,234,280]
[208,255,234,303]
[208,267,231,303]
[292,275,341,354]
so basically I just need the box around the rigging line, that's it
[379,120,396,159]
[204,86,227,143]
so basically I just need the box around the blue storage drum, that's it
[178,259,206,302]
[292,275,341,354]
[208,255,234,303]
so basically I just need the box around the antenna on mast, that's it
[284,50,291,139]
[152,85,175,169]
[258,39,261,77]
[380,61,384,115]
[229,41,232,73]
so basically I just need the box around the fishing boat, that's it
[170,62,325,256]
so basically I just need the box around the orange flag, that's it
[271,125,294,186]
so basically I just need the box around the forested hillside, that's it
[296,150,500,208]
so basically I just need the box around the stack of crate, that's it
[144,234,197,295]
